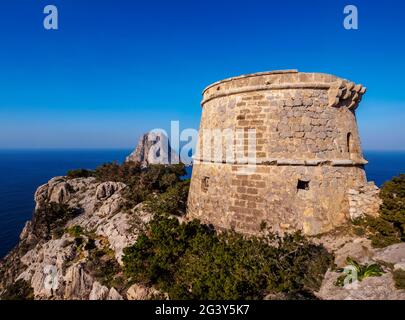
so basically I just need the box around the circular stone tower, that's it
[187,70,371,236]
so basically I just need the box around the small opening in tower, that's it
[202,176,210,192]
[297,179,310,191]
[347,132,352,154]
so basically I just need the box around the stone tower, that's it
[187,70,378,236]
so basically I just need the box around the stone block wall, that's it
[348,182,382,220]
[187,70,377,236]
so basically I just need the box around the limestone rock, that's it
[125,131,180,166]
[317,241,405,300]
[126,284,165,300]
[394,262,405,271]
[96,211,140,265]
[107,287,123,300]
[0,174,154,300]
[64,263,93,300]
[49,182,71,204]
[373,243,405,264]
[89,282,109,300]
[96,182,125,200]
[17,236,76,299]
[317,270,405,300]
[333,238,375,267]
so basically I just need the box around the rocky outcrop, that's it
[318,269,405,300]
[126,283,166,300]
[89,281,109,300]
[0,175,156,300]
[316,238,405,300]
[107,288,124,300]
[125,131,179,166]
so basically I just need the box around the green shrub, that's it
[1,279,34,300]
[365,216,401,248]
[66,225,84,238]
[393,269,405,289]
[335,257,384,287]
[32,203,82,240]
[68,161,187,208]
[123,215,333,300]
[66,168,95,179]
[379,174,405,239]
[145,180,190,216]
[120,163,187,207]
[351,174,405,248]
[85,248,122,289]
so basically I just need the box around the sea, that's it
[0,149,404,258]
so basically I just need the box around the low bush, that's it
[393,269,405,289]
[352,174,405,248]
[352,216,401,248]
[379,174,405,239]
[1,279,34,300]
[66,168,95,179]
[66,225,84,238]
[67,161,188,208]
[32,203,82,240]
[123,215,333,300]
[145,180,190,216]
[85,247,123,289]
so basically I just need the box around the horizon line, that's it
[0,147,404,152]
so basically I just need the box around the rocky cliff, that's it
[0,175,161,300]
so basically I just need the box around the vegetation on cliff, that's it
[1,279,34,300]
[33,203,83,241]
[393,269,405,290]
[353,174,405,247]
[122,214,333,300]
[67,162,188,209]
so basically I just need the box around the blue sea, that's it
[0,149,404,258]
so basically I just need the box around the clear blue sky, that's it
[0,0,404,150]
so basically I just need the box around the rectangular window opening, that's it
[202,176,210,192]
[297,179,310,191]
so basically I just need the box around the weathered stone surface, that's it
[317,271,405,300]
[317,241,405,300]
[1,175,153,300]
[16,235,77,298]
[373,243,405,264]
[348,182,381,220]
[333,238,375,267]
[394,262,405,271]
[89,281,109,300]
[107,287,124,300]
[188,70,379,236]
[126,284,164,300]
[96,182,125,201]
[64,263,93,300]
